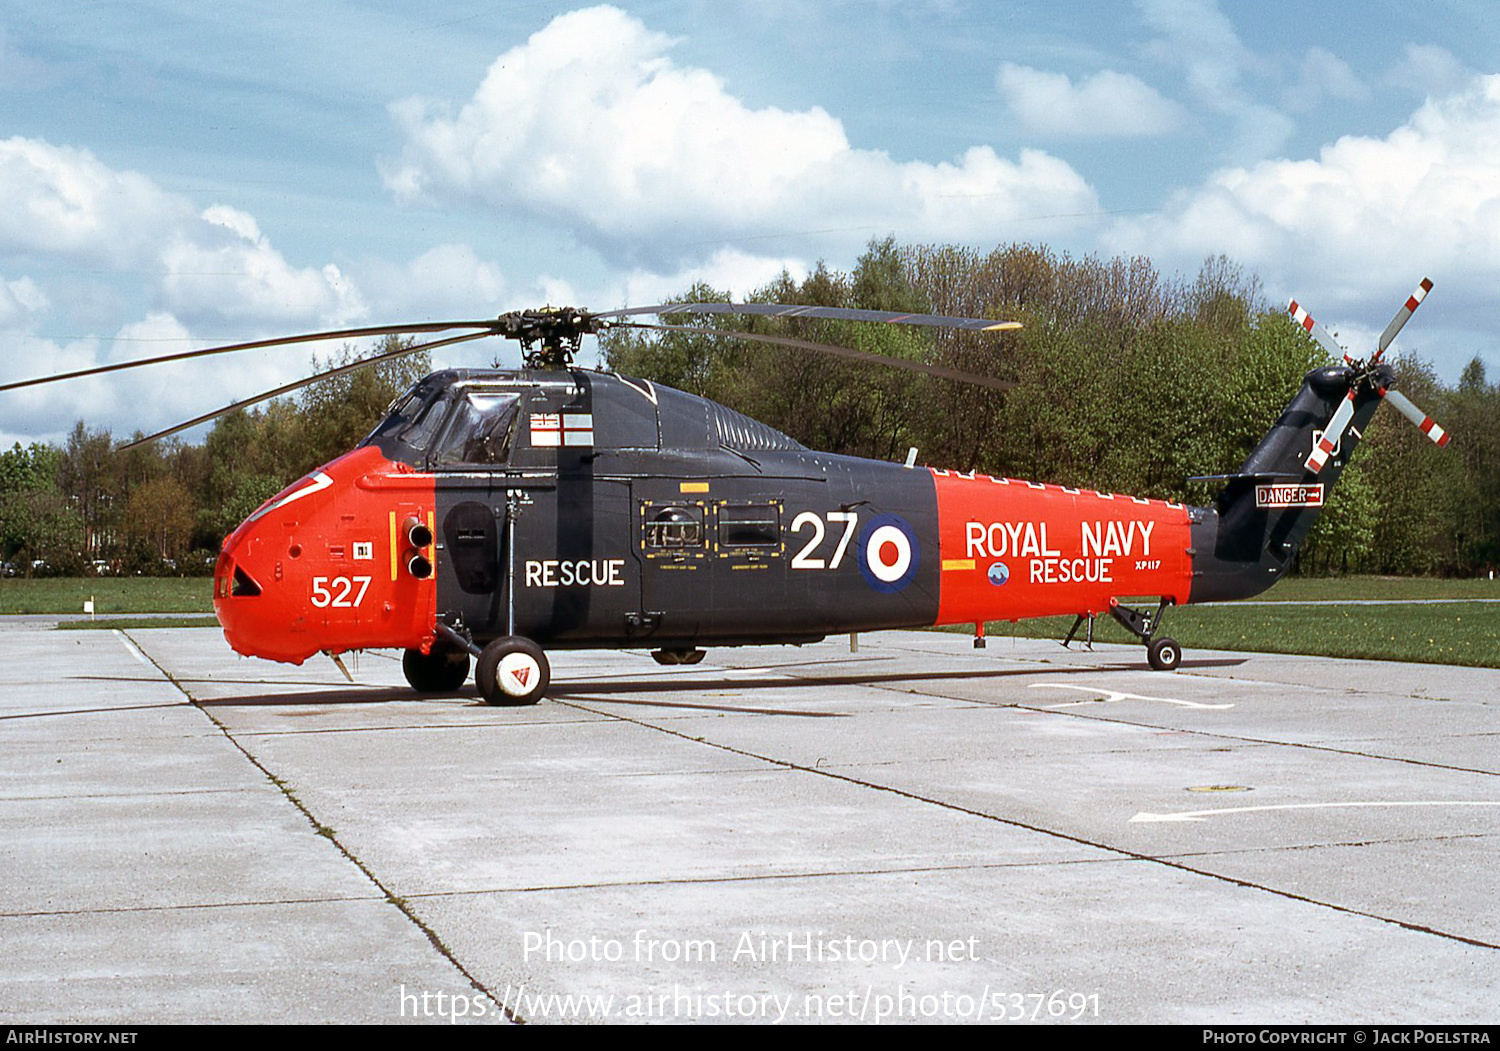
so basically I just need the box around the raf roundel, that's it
[858,513,919,592]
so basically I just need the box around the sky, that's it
[3,0,1498,447]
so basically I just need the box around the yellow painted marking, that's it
[942,559,976,571]
[680,481,710,493]
[389,512,398,581]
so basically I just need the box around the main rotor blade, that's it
[600,302,1021,333]
[0,319,502,393]
[1381,387,1451,446]
[1374,277,1433,361]
[620,321,1017,390]
[1287,298,1352,365]
[118,330,493,450]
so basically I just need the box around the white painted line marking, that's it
[1130,801,1500,823]
[114,630,155,668]
[1027,683,1233,709]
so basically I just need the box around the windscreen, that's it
[429,391,523,466]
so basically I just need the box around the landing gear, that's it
[1146,636,1182,672]
[476,636,550,706]
[402,642,471,693]
[651,648,705,665]
[1107,598,1182,671]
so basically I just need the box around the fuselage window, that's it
[644,505,704,550]
[718,503,780,549]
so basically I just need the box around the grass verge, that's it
[0,577,211,614]
[55,616,222,631]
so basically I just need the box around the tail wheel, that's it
[476,636,550,706]
[402,643,470,693]
[1147,636,1181,672]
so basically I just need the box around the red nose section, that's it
[213,446,438,664]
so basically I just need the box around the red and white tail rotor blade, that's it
[1381,387,1451,447]
[1287,298,1354,365]
[1306,390,1357,474]
[1374,277,1433,362]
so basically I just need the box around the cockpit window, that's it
[396,388,454,453]
[430,392,523,466]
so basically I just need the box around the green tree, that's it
[122,475,196,569]
[57,422,117,564]
[296,336,433,472]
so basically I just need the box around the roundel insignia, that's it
[858,513,919,593]
[987,561,1009,586]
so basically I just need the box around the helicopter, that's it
[1,283,1450,706]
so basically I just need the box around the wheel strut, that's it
[1106,598,1181,671]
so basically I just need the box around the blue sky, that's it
[3,0,1498,445]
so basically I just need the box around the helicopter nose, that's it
[211,446,438,665]
[213,512,308,662]
[213,550,262,598]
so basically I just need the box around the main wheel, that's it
[1147,636,1181,671]
[476,636,550,706]
[651,648,706,665]
[402,643,471,693]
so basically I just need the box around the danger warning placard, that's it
[1255,483,1325,509]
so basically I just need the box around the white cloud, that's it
[358,244,510,321]
[616,247,810,308]
[997,63,1185,138]
[1282,47,1368,112]
[382,5,1099,268]
[0,275,47,326]
[159,204,366,329]
[0,137,367,334]
[0,137,382,442]
[0,138,195,269]
[0,310,372,446]
[1388,44,1475,98]
[1136,0,1293,160]
[1102,75,1500,311]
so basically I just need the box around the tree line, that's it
[2,240,1495,578]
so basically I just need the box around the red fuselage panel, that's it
[213,446,438,664]
[931,470,1194,625]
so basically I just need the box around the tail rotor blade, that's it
[1374,278,1433,362]
[1287,298,1354,365]
[1382,387,1451,446]
[1306,390,1357,474]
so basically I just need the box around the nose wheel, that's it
[476,636,550,706]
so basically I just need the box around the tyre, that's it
[476,636,550,706]
[402,644,471,693]
[651,648,706,665]
[1147,636,1181,671]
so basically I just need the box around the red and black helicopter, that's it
[2,282,1449,705]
